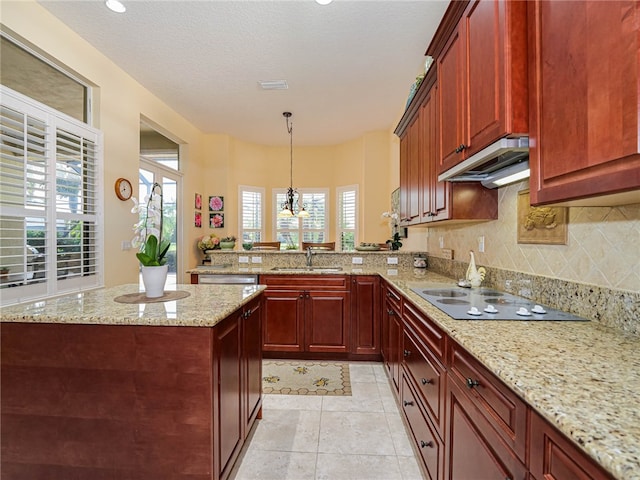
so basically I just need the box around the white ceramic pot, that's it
[141,264,168,298]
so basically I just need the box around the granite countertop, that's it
[379,272,640,480]
[0,284,266,327]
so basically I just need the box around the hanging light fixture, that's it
[278,112,310,218]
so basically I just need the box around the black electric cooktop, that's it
[410,287,588,321]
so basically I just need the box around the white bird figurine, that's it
[466,251,486,288]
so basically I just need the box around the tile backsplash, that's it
[426,181,640,293]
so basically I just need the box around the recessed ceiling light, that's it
[105,0,126,13]
[315,0,333,4]
[258,80,289,90]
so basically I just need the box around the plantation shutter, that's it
[0,87,102,304]
[337,186,357,251]
[239,186,264,243]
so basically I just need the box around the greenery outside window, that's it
[239,186,265,244]
[337,185,358,251]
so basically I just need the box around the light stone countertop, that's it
[0,284,266,327]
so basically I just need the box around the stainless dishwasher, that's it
[197,273,258,285]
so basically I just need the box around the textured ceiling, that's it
[37,0,448,146]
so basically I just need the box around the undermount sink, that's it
[270,266,343,272]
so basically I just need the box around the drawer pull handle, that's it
[420,440,434,448]
[455,143,468,153]
[421,378,432,385]
[403,400,414,407]
[387,309,395,316]
[403,349,411,357]
[466,378,480,389]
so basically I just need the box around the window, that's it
[140,120,180,171]
[274,189,328,249]
[0,86,102,305]
[337,185,358,251]
[239,186,264,243]
[0,34,90,124]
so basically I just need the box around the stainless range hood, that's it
[438,137,530,188]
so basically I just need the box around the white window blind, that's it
[337,185,358,251]
[0,87,102,305]
[239,186,264,243]
[274,188,328,249]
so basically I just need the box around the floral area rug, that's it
[262,360,351,396]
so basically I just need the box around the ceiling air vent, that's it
[258,80,288,90]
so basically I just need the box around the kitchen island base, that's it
[1,295,262,480]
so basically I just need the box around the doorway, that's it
[139,120,182,288]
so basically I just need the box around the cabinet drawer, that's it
[401,372,444,480]
[403,324,445,435]
[447,340,527,463]
[382,281,402,312]
[403,300,445,360]
[260,274,348,290]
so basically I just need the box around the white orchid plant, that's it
[381,210,403,251]
[131,182,171,266]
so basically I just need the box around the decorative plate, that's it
[355,245,381,251]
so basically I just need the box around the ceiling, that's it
[37,0,448,146]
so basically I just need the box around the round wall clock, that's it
[114,177,133,201]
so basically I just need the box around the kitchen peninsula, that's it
[0,284,265,480]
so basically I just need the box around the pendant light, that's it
[278,112,310,218]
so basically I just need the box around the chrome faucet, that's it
[305,247,315,267]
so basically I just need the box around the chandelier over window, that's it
[278,112,310,218]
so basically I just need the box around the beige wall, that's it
[200,133,396,247]
[2,1,399,286]
[425,180,640,292]
[3,1,208,286]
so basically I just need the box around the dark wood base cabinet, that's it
[261,275,381,361]
[445,377,528,480]
[529,412,614,480]
[381,281,402,392]
[1,297,262,480]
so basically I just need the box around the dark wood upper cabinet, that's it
[528,0,640,206]
[400,113,422,225]
[436,0,529,175]
[398,75,498,226]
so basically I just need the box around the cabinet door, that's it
[350,276,380,356]
[243,298,262,431]
[389,305,402,393]
[399,132,410,224]
[421,84,450,222]
[528,0,640,206]
[401,112,422,226]
[262,290,305,352]
[305,290,350,353]
[438,20,466,173]
[465,0,528,153]
[381,282,402,383]
[529,412,614,480]
[445,378,527,480]
[213,313,243,480]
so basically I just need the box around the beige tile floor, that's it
[230,362,425,480]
